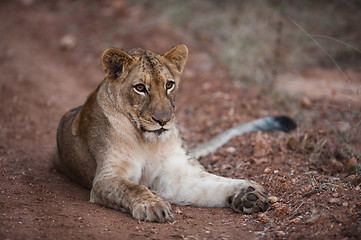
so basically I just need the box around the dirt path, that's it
[1,1,360,239]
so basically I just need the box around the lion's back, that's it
[53,106,96,189]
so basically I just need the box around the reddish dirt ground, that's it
[1,1,360,239]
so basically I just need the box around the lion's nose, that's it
[152,114,171,126]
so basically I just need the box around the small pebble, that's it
[257,213,270,224]
[268,196,278,203]
[280,145,287,152]
[287,137,298,150]
[300,96,311,108]
[263,167,272,174]
[275,204,290,218]
[306,214,326,225]
[337,185,344,193]
[174,207,182,214]
[280,182,288,191]
[329,198,340,205]
[226,147,236,153]
[276,231,286,237]
[290,217,302,224]
[273,202,281,208]
[60,34,77,50]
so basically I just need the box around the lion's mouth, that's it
[141,127,168,135]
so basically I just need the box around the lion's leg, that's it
[152,156,269,214]
[90,163,173,222]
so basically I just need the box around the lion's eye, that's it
[134,84,147,93]
[166,81,175,90]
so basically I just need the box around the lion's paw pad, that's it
[132,198,173,222]
[229,182,269,214]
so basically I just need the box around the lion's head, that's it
[101,44,188,141]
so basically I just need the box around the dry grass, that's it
[138,0,361,86]
[291,119,361,183]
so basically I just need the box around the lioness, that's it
[52,44,296,222]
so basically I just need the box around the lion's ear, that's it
[162,44,188,77]
[101,48,133,80]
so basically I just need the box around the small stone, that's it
[342,202,349,207]
[275,204,289,218]
[350,206,357,213]
[273,202,281,208]
[337,185,344,193]
[268,196,278,203]
[290,217,302,224]
[171,233,183,238]
[226,147,236,153]
[287,137,298,150]
[280,182,288,191]
[60,34,77,50]
[174,207,182,214]
[248,157,257,164]
[276,231,286,237]
[255,158,269,165]
[280,145,287,152]
[329,198,340,205]
[263,167,272,174]
[300,97,312,108]
[332,192,339,198]
[222,164,232,170]
[306,214,326,225]
[257,213,270,224]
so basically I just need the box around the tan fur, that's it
[51,44,269,222]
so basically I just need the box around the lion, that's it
[51,44,296,222]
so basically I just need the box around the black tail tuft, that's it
[274,116,297,132]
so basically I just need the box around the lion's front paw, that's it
[132,197,174,222]
[229,181,269,214]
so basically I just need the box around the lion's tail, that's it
[190,116,297,159]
